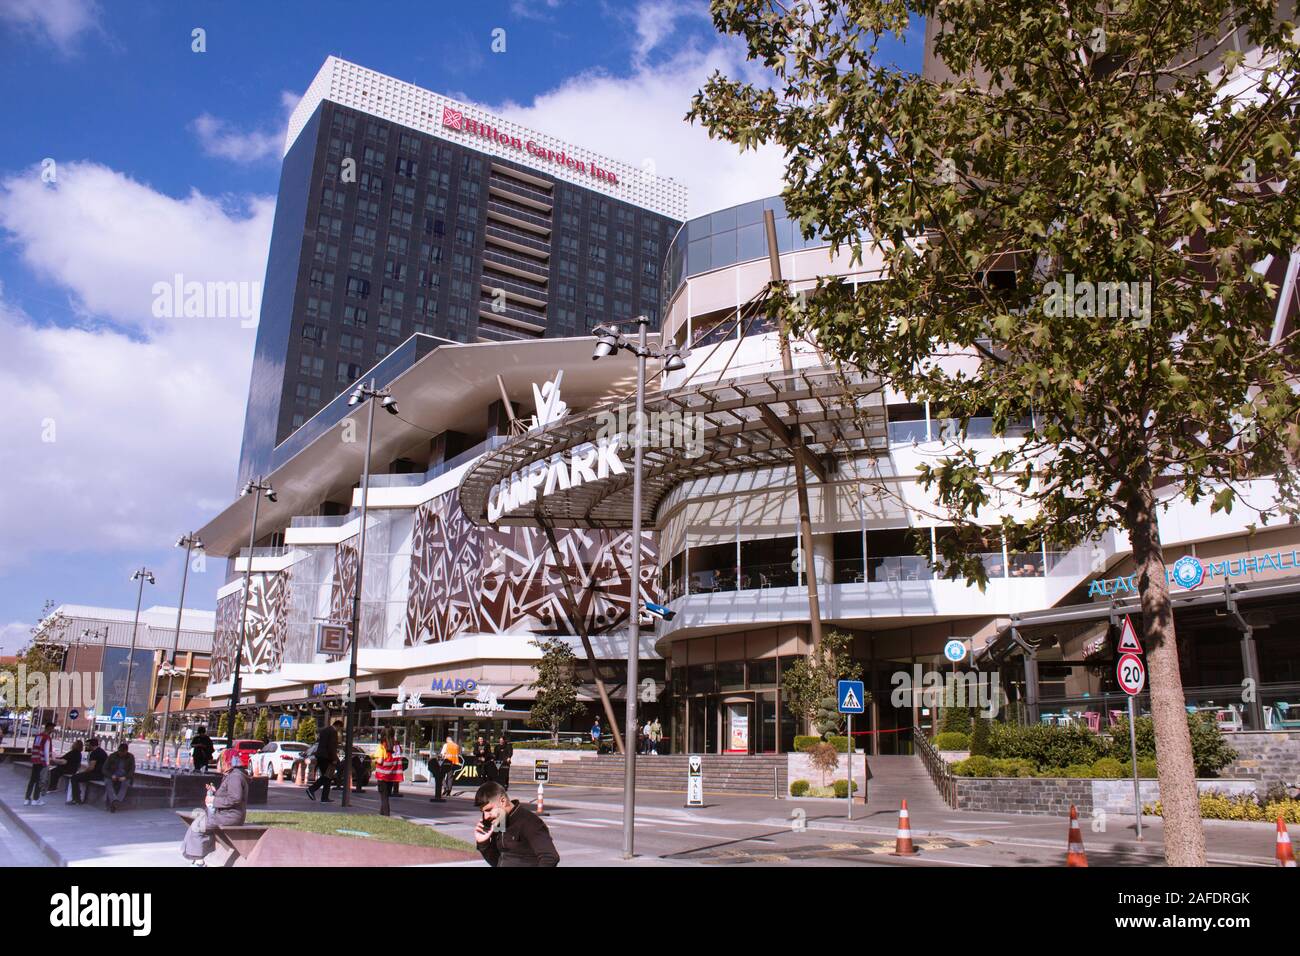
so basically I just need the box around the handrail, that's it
[913,726,960,809]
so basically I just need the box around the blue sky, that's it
[0,0,924,649]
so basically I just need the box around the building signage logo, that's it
[430,677,478,694]
[531,373,568,431]
[1087,550,1297,598]
[462,685,505,716]
[440,105,620,185]
[486,435,626,523]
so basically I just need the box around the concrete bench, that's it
[176,811,269,866]
[83,778,173,810]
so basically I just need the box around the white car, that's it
[251,741,309,778]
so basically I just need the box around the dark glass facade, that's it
[237,99,682,487]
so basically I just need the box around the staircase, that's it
[540,754,787,796]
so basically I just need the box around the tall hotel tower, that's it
[237,56,687,486]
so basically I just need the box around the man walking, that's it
[589,716,602,752]
[23,720,55,806]
[103,742,135,812]
[306,719,341,802]
[70,737,107,805]
[473,781,559,867]
[191,725,214,774]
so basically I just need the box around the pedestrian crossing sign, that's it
[837,680,865,714]
[110,706,127,722]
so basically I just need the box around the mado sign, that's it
[487,435,625,522]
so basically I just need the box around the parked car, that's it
[219,739,266,771]
[251,741,309,778]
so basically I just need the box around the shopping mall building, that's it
[200,58,1300,756]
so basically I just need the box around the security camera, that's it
[643,601,676,622]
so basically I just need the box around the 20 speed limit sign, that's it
[1117,653,1146,696]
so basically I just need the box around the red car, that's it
[219,739,265,771]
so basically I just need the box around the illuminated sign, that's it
[441,106,620,185]
[430,677,478,694]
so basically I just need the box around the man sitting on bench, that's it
[102,742,135,812]
[70,737,107,805]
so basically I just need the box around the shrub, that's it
[1060,764,1097,778]
[933,732,970,751]
[832,779,860,798]
[1107,713,1237,777]
[794,735,850,753]
[1146,793,1300,824]
[1138,758,1158,778]
[790,779,811,797]
[952,755,996,777]
[991,758,1038,777]
[1091,757,1125,778]
[969,718,991,756]
[512,740,600,751]
[987,722,1107,767]
[296,717,318,745]
[940,705,973,736]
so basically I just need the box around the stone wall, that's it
[955,775,1263,816]
[956,776,1094,815]
[1221,731,1300,792]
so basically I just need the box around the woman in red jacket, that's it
[373,730,404,817]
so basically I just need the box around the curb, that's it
[0,795,66,867]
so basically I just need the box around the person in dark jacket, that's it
[47,739,83,796]
[306,720,341,802]
[473,734,495,784]
[473,781,559,867]
[70,737,107,804]
[494,735,513,790]
[191,726,214,773]
[103,743,135,812]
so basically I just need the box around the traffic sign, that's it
[109,706,127,722]
[837,680,865,714]
[1117,653,1146,696]
[278,714,294,729]
[533,759,549,783]
[943,639,967,663]
[1117,615,1143,654]
[68,709,79,721]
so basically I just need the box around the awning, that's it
[371,706,533,720]
[458,365,888,529]
[977,574,1300,664]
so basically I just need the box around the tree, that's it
[780,630,866,733]
[808,740,840,787]
[233,712,247,739]
[527,637,584,743]
[297,716,319,745]
[690,0,1300,867]
[254,708,270,743]
[217,711,229,738]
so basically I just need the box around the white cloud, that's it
[191,91,300,165]
[0,162,273,564]
[489,3,785,217]
[0,621,31,654]
[510,0,563,21]
[0,0,99,52]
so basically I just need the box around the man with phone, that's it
[472,781,559,867]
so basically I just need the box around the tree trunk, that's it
[1126,481,1206,866]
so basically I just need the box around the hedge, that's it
[933,731,970,751]
[790,779,811,797]
[794,735,850,753]
[832,779,860,798]
[1146,793,1300,823]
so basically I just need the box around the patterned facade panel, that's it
[404,487,657,645]
[211,569,292,681]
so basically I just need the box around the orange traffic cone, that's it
[893,799,918,855]
[1277,817,1296,867]
[535,782,547,816]
[1066,805,1088,867]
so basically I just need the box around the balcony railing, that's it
[482,247,550,281]
[486,200,552,234]
[289,511,359,529]
[478,300,547,331]
[485,224,551,256]
[488,176,554,209]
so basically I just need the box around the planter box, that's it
[786,750,869,798]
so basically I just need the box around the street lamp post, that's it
[591,316,685,860]
[228,479,276,752]
[82,626,109,739]
[123,567,156,740]
[160,534,202,769]
[340,379,399,807]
